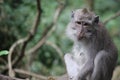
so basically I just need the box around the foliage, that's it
[0,50,8,56]
[0,0,120,77]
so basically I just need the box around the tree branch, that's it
[45,41,64,64]
[14,69,47,80]
[104,11,120,24]
[14,69,69,80]
[0,74,25,80]
[8,0,42,77]
[85,0,95,11]
[0,0,3,4]
[27,1,66,55]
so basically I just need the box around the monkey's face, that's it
[66,8,99,41]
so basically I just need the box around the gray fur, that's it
[64,8,118,80]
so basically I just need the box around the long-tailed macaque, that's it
[64,8,118,80]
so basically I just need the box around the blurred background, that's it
[0,0,120,80]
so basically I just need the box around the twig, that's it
[27,0,66,55]
[104,11,120,24]
[85,0,95,11]
[14,69,68,80]
[14,69,47,80]
[0,0,3,4]
[13,0,42,67]
[25,1,66,70]
[45,41,64,64]
[56,74,68,80]
[8,39,27,77]
[8,0,42,77]
[0,74,25,80]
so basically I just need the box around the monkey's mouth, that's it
[77,33,92,40]
[77,34,85,40]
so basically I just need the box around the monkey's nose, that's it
[77,26,84,40]
[77,32,84,40]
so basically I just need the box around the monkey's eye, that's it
[83,22,89,26]
[76,21,81,25]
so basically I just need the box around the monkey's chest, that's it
[73,47,88,66]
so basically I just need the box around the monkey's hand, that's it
[64,53,79,80]
[76,60,94,80]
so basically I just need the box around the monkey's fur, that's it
[64,8,118,80]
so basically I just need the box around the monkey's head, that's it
[66,8,99,42]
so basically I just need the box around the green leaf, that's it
[0,50,9,56]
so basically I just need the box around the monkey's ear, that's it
[71,10,75,18]
[82,8,88,14]
[94,16,99,24]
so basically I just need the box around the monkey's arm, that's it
[77,59,94,80]
[64,53,79,80]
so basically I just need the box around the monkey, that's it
[64,8,118,80]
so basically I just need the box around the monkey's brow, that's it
[78,16,84,20]
[77,19,91,22]
[78,15,92,20]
